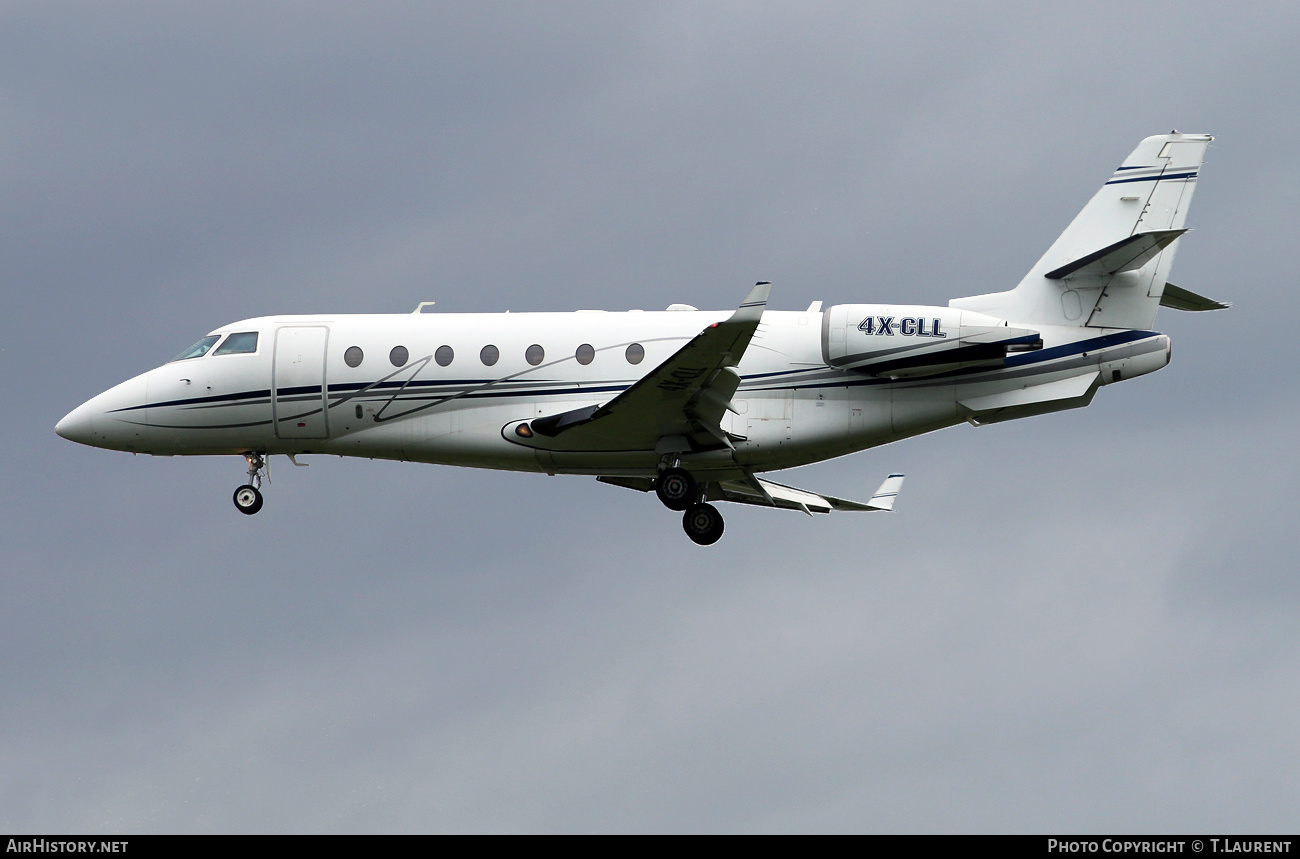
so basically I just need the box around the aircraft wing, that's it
[527,282,772,452]
[715,473,905,515]
[597,472,905,515]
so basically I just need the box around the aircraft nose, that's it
[55,402,96,446]
[55,372,151,451]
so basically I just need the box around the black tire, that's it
[655,467,697,511]
[682,502,724,546]
[233,484,264,515]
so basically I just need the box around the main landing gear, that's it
[655,467,696,511]
[682,502,724,546]
[233,451,266,515]
[655,466,725,546]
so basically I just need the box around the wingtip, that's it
[868,473,905,511]
[743,281,773,307]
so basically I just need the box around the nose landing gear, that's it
[233,451,267,515]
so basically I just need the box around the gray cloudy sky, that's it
[3,0,1298,833]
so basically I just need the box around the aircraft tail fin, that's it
[951,132,1212,330]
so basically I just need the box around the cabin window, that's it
[355,404,364,419]
[526,344,545,366]
[344,346,364,368]
[480,344,499,366]
[575,343,595,365]
[390,345,409,367]
[170,335,221,362]
[213,332,259,355]
[625,343,645,364]
[435,345,454,367]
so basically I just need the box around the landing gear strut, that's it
[683,502,724,546]
[233,451,266,515]
[655,467,697,511]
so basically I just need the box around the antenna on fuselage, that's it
[412,301,436,314]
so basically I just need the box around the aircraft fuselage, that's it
[57,305,1169,481]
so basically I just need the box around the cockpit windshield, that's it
[170,335,221,362]
[213,331,259,355]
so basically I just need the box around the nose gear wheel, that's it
[233,484,263,515]
[233,451,268,515]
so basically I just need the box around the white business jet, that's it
[56,132,1226,545]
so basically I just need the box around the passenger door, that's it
[273,326,329,439]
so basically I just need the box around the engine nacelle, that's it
[821,305,1041,377]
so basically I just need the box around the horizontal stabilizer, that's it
[1160,282,1231,311]
[715,473,904,515]
[1044,230,1186,280]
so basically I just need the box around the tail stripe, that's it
[1106,170,1198,185]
